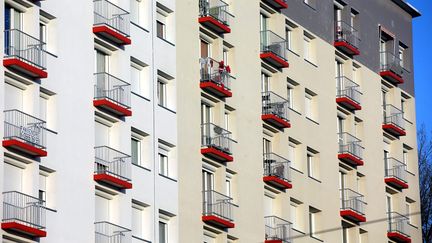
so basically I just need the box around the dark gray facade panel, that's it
[283,0,416,96]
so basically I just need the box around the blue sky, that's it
[409,0,432,127]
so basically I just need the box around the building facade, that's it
[0,0,422,243]
[178,0,422,243]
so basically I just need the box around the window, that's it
[159,221,168,243]
[39,174,47,202]
[260,13,268,32]
[131,137,142,166]
[5,5,22,31]
[399,45,405,68]
[201,102,213,124]
[309,207,321,239]
[5,82,24,110]
[156,6,170,40]
[287,78,299,110]
[405,198,416,226]
[226,177,231,198]
[307,148,319,180]
[39,22,47,44]
[130,0,145,25]
[261,73,270,93]
[224,110,230,131]
[159,153,168,177]
[288,139,301,171]
[287,86,293,108]
[403,145,414,173]
[4,163,23,192]
[132,202,146,238]
[263,138,272,154]
[157,79,167,107]
[305,89,317,121]
[157,21,165,39]
[131,59,149,97]
[303,35,311,60]
[200,39,211,58]
[39,89,55,130]
[95,49,109,73]
[286,27,292,50]
[95,193,111,221]
[290,198,303,230]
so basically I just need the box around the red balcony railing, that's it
[262,91,291,129]
[95,221,130,243]
[202,190,235,229]
[263,153,292,190]
[199,0,233,34]
[94,72,132,117]
[336,76,362,111]
[380,51,404,85]
[385,157,408,190]
[201,123,234,162]
[200,57,232,98]
[94,146,132,189]
[3,110,47,157]
[262,0,288,10]
[93,0,131,45]
[260,30,289,69]
[4,29,47,79]
[2,191,46,238]
[338,132,364,166]
[387,212,411,243]
[340,189,366,223]
[264,216,292,243]
[383,104,406,137]
[334,21,360,56]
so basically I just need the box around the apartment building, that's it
[178,0,422,243]
[0,0,179,242]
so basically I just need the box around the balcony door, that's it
[202,169,214,215]
[200,40,211,59]
[264,195,274,217]
[261,73,270,93]
[95,194,110,222]
[95,121,110,147]
[4,83,23,110]
[3,163,23,192]
[339,171,346,208]
[95,50,109,73]
[4,5,22,55]
[260,13,268,32]
[263,138,272,155]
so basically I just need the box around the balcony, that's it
[385,158,408,190]
[2,191,46,238]
[94,72,132,117]
[4,29,47,79]
[199,57,232,98]
[202,190,235,229]
[262,0,288,11]
[336,76,362,111]
[263,153,292,190]
[93,0,131,45]
[334,21,360,56]
[338,133,364,166]
[3,110,47,157]
[387,212,411,243]
[262,92,291,129]
[199,0,233,34]
[201,123,234,162]
[94,146,132,189]
[380,51,404,85]
[264,216,292,243]
[260,30,289,69]
[383,104,406,137]
[95,221,130,243]
[340,189,366,223]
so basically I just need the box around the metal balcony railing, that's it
[94,72,131,109]
[335,21,360,49]
[336,76,361,105]
[202,190,234,223]
[94,0,130,37]
[338,132,363,160]
[388,212,410,238]
[199,0,233,26]
[383,104,405,130]
[260,30,287,61]
[264,216,292,243]
[201,123,234,155]
[380,51,403,77]
[340,188,366,216]
[95,221,130,243]
[385,157,408,183]
[263,153,291,183]
[94,146,131,182]
[199,57,231,91]
[262,91,290,122]
[4,29,46,69]
[4,110,46,149]
[3,191,46,230]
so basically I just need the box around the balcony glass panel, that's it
[262,91,290,121]
[201,123,233,155]
[94,146,131,182]
[95,221,130,243]
[200,57,231,91]
[202,190,234,223]
[264,216,292,243]
[260,30,287,61]
[94,72,131,109]
[336,76,361,105]
[383,104,405,130]
[385,157,408,183]
[340,188,365,216]
[380,51,403,77]
[335,21,360,49]
[263,153,291,183]
[199,0,233,26]
[338,132,363,160]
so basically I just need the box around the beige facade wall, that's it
[177,1,422,243]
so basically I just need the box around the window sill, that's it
[131,22,150,33]
[158,105,177,114]
[404,117,413,125]
[288,49,300,57]
[408,223,418,229]
[310,235,324,242]
[308,175,321,183]
[132,91,150,102]
[290,108,302,116]
[159,173,178,182]
[306,117,319,125]
[46,50,58,58]
[132,235,151,242]
[303,2,317,11]
[304,58,318,68]
[406,170,416,176]
[293,228,306,235]
[132,163,151,172]
[157,36,175,46]
[290,167,304,174]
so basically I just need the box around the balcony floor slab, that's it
[1,222,47,238]
[2,139,47,157]
[3,58,47,79]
